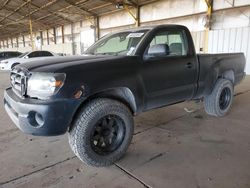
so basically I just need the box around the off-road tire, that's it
[68,98,134,167]
[204,79,234,117]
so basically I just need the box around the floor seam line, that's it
[114,163,152,188]
[0,156,76,186]
[234,89,250,97]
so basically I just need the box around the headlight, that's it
[1,61,8,64]
[27,72,66,99]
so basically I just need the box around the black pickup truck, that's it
[4,25,245,166]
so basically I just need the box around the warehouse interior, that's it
[0,0,250,187]
[0,0,250,72]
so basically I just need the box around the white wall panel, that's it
[205,27,250,74]
[212,8,250,29]
[213,0,232,10]
[42,43,73,55]
[241,27,250,55]
[217,29,224,52]
[100,11,135,29]
[235,28,243,52]
[235,0,250,6]
[222,29,230,52]
[140,0,207,23]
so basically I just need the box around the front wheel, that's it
[68,98,134,167]
[204,79,234,117]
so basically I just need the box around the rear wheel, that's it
[68,98,134,166]
[204,79,234,117]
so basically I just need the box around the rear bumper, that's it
[4,88,80,136]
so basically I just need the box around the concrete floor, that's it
[1,71,250,188]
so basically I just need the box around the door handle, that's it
[185,62,193,69]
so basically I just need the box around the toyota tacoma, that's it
[3,25,246,166]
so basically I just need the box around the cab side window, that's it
[9,52,18,57]
[40,51,53,57]
[146,30,188,57]
[28,51,40,58]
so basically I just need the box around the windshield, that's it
[85,30,149,56]
[18,52,29,58]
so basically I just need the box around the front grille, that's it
[10,67,29,97]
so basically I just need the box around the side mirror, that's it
[24,56,29,59]
[148,44,169,57]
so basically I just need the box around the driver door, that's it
[140,28,197,110]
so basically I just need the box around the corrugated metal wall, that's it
[192,27,250,74]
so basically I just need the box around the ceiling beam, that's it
[0,0,11,10]
[100,0,137,7]
[99,0,116,4]
[0,4,57,30]
[0,0,60,30]
[0,0,161,41]
[88,3,113,11]
[139,0,160,6]
[0,7,29,28]
[14,0,59,23]
[34,0,90,22]
[0,0,32,24]
[64,0,97,16]
[126,0,139,7]
[27,1,72,23]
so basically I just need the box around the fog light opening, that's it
[35,112,44,126]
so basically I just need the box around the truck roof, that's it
[114,24,188,33]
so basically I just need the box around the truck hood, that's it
[20,55,128,72]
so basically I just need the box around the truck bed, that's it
[195,53,245,98]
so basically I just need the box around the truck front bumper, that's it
[4,88,80,136]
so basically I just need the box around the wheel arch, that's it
[88,87,137,113]
[205,69,235,96]
[11,62,20,69]
[220,69,235,84]
[68,87,137,131]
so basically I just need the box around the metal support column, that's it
[23,35,25,47]
[16,37,19,48]
[124,4,140,27]
[46,29,49,45]
[95,16,100,41]
[53,27,57,44]
[29,18,34,50]
[204,0,213,53]
[40,31,43,46]
[62,25,65,44]
[71,23,75,55]
[135,5,140,27]
[11,37,13,48]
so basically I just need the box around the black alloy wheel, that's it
[219,87,231,110]
[90,115,125,155]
